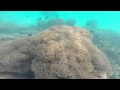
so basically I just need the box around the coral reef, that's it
[84,20,120,79]
[0,25,113,79]
[0,37,16,44]
[0,18,77,39]
[85,19,98,32]
[91,30,120,79]
[36,18,76,31]
[31,25,113,79]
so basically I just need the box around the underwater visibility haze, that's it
[0,11,120,79]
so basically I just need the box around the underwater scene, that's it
[0,11,120,79]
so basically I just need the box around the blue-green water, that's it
[0,11,120,79]
[0,11,120,32]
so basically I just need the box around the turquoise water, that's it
[0,11,120,32]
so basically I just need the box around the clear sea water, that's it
[0,11,120,32]
[0,11,120,79]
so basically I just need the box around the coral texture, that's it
[0,25,113,79]
[31,25,113,79]
[0,37,34,79]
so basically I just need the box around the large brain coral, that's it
[31,25,113,79]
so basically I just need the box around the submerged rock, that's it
[0,25,113,79]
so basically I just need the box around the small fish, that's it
[113,37,116,39]
[55,15,59,17]
[28,34,33,36]
[45,16,49,20]
[90,31,94,33]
